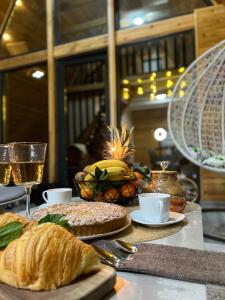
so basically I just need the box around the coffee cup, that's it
[138,193,170,223]
[42,188,72,205]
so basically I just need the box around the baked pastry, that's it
[32,202,128,237]
[0,222,100,291]
[0,212,35,231]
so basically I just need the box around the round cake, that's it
[32,202,128,237]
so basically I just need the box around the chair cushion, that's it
[0,186,26,203]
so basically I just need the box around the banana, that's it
[84,174,95,181]
[88,159,129,173]
[105,166,127,176]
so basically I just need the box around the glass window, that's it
[118,0,209,29]
[2,64,48,143]
[0,0,46,59]
[56,0,107,44]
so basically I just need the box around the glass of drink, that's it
[0,144,11,186]
[8,142,47,218]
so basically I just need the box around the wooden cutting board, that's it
[0,264,116,300]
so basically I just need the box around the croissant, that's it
[0,212,35,232]
[0,222,100,290]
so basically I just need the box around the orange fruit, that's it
[134,171,144,180]
[80,186,93,200]
[121,183,136,198]
[95,192,105,202]
[104,188,119,203]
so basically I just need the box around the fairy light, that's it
[167,89,173,97]
[166,71,172,77]
[166,79,174,89]
[179,90,185,97]
[137,86,144,95]
[180,80,187,89]
[178,67,185,74]
[122,79,129,85]
[150,93,156,101]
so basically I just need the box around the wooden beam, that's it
[54,34,108,59]
[0,50,47,71]
[0,0,16,37]
[67,82,104,93]
[116,14,194,45]
[107,0,117,127]
[46,0,57,183]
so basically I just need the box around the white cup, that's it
[42,188,72,205]
[138,193,170,223]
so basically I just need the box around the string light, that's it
[137,86,144,95]
[2,33,11,41]
[166,79,174,89]
[167,89,173,97]
[180,80,187,89]
[122,79,129,85]
[123,87,129,92]
[137,78,143,84]
[152,72,157,78]
[166,71,172,77]
[178,67,185,74]
[122,87,130,100]
[150,93,156,101]
[179,90,185,97]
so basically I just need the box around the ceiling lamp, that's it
[133,17,144,26]
[32,70,45,79]
[2,33,11,41]
[154,128,167,142]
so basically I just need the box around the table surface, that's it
[19,199,206,300]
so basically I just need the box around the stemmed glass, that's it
[0,144,11,186]
[8,142,47,218]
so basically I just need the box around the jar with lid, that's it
[143,161,186,213]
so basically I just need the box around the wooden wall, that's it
[132,108,167,166]
[194,5,225,200]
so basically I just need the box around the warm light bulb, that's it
[150,76,155,82]
[150,93,155,101]
[122,79,129,85]
[179,90,185,97]
[123,87,129,92]
[137,87,144,95]
[15,0,23,6]
[166,80,174,89]
[166,71,172,77]
[178,67,185,74]
[137,78,143,84]
[152,72,157,78]
[180,80,186,89]
[167,89,173,97]
[2,33,11,41]
[123,92,130,100]
[150,84,157,93]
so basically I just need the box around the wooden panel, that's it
[132,108,167,165]
[195,5,225,56]
[0,50,47,71]
[116,14,194,46]
[54,34,108,59]
[107,0,117,127]
[195,5,225,200]
[0,265,116,300]
[46,0,57,183]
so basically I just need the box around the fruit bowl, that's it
[75,178,138,205]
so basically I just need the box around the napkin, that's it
[116,243,225,286]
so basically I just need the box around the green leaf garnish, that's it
[38,214,71,229]
[0,221,23,249]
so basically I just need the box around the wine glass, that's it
[8,142,47,218]
[0,144,11,186]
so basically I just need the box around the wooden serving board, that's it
[0,265,116,300]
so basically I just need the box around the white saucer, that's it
[130,210,185,227]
